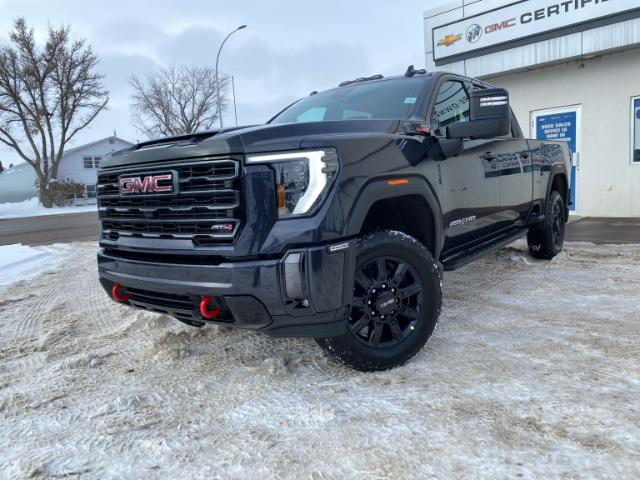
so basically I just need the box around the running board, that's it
[442,228,528,271]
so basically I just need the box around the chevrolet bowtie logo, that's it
[437,34,462,47]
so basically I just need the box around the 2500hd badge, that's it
[97,67,570,371]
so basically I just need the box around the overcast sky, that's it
[0,0,451,164]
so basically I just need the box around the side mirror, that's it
[447,88,510,140]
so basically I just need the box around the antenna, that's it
[405,65,427,77]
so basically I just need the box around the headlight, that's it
[246,149,339,218]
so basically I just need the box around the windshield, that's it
[270,78,426,124]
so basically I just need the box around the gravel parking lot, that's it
[0,241,639,479]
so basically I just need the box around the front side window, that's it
[431,80,470,137]
[633,97,640,163]
[270,78,426,124]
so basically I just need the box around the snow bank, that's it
[0,243,71,286]
[0,197,96,219]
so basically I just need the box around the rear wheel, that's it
[316,230,441,371]
[528,190,565,259]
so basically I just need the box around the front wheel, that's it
[316,230,442,372]
[527,190,565,259]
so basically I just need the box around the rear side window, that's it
[431,80,470,136]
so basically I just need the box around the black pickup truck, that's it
[97,68,570,371]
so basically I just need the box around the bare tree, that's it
[0,18,108,207]
[129,65,228,138]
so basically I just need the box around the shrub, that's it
[44,179,87,207]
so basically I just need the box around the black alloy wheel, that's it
[527,190,565,259]
[349,256,423,348]
[316,230,442,372]
[551,197,565,249]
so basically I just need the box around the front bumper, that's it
[98,240,356,337]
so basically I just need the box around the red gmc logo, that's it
[119,174,173,194]
[485,18,516,34]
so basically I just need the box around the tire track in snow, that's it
[0,284,58,373]
[86,270,114,335]
[15,283,58,340]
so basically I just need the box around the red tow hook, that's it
[111,283,130,302]
[199,295,222,319]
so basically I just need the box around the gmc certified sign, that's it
[433,0,640,63]
[119,173,175,194]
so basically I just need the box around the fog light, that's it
[283,252,305,300]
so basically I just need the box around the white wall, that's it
[489,48,640,217]
[56,137,132,185]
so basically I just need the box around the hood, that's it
[101,119,400,168]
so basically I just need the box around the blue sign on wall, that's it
[535,111,577,211]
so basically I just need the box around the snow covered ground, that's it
[0,241,639,479]
[0,197,96,219]
[0,243,72,286]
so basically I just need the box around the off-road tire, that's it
[527,190,565,259]
[316,230,442,372]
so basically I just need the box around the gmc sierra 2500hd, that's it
[97,67,571,371]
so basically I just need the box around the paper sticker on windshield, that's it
[404,97,417,104]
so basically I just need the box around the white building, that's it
[0,136,133,203]
[55,136,134,199]
[424,0,640,217]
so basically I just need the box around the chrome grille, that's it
[97,159,242,246]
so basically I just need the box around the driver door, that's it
[431,78,502,256]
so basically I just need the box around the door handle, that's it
[482,152,497,161]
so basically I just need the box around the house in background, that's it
[0,135,133,204]
[55,136,134,200]
[0,162,36,203]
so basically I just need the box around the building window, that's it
[633,97,640,163]
[83,156,101,168]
